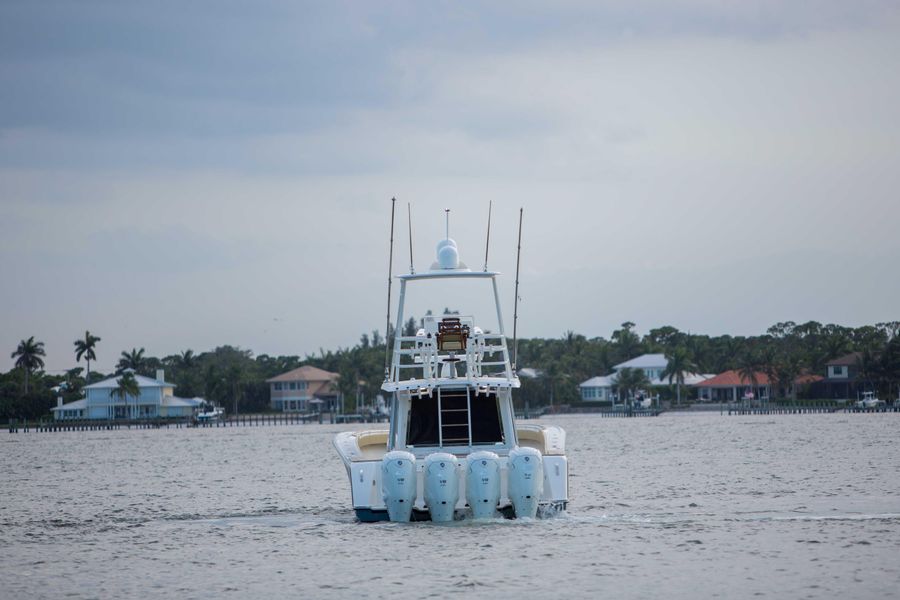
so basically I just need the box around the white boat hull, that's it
[333,426,568,522]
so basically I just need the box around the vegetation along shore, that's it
[4,319,899,422]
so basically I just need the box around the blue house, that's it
[51,370,203,420]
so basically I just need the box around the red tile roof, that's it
[694,370,771,387]
[695,370,825,387]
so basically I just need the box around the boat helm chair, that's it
[437,318,470,352]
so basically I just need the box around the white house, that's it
[579,375,616,402]
[51,370,204,420]
[578,354,711,403]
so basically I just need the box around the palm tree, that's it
[543,362,562,407]
[109,371,141,419]
[775,353,804,402]
[117,347,146,374]
[611,322,642,362]
[11,336,46,394]
[178,349,195,369]
[759,346,779,401]
[224,364,243,416]
[737,351,762,403]
[662,347,697,406]
[882,337,900,401]
[615,367,650,408]
[74,331,101,384]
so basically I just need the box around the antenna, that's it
[483,200,492,271]
[407,202,415,274]
[384,198,396,381]
[512,207,523,370]
[444,208,450,239]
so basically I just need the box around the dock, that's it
[726,403,900,415]
[5,411,366,434]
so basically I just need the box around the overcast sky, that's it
[2,1,899,372]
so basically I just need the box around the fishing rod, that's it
[383,198,396,381]
[512,207,523,370]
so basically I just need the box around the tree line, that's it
[3,319,899,421]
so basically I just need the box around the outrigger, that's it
[334,204,568,522]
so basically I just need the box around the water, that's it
[2,413,899,599]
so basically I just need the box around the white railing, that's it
[388,328,515,389]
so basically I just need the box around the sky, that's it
[2,1,899,372]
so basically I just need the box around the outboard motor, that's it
[381,450,417,522]
[507,446,544,519]
[466,451,501,520]
[424,453,459,522]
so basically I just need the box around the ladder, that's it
[438,387,471,446]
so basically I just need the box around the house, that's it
[267,365,339,413]
[694,369,825,402]
[613,354,669,382]
[579,375,616,402]
[578,353,711,403]
[693,370,773,402]
[51,370,203,420]
[818,352,863,399]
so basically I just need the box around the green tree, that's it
[662,347,697,406]
[224,364,243,415]
[178,349,195,369]
[117,348,146,374]
[110,371,140,419]
[74,330,101,384]
[402,317,418,337]
[337,363,359,413]
[737,350,762,401]
[11,336,46,394]
[611,322,642,362]
[646,326,683,353]
[615,367,650,406]
[775,353,804,402]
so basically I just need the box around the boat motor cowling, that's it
[508,446,544,519]
[466,451,501,519]
[424,453,460,522]
[381,450,417,522]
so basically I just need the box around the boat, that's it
[195,402,225,422]
[334,207,569,522]
[855,391,885,410]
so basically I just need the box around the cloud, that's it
[1,1,899,370]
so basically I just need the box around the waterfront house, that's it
[267,365,339,412]
[818,352,863,399]
[694,369,824,402]
[578,375,616,402]
[578,354,711,404]
[51,370,203,420]
[693,370,772,402]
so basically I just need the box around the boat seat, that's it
[437,318,469,352]
[353,430,389,461]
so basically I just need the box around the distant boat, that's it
[855,391,884,409]
[195,403,225,421]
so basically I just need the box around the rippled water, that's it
[3,413,899,599]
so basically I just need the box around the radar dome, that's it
[437,243,460,269]
[436,238,457,253]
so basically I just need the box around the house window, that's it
[274,383,283,391]
[289,382,297,390]
[833,366,844,376]
[299,381,308,390]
